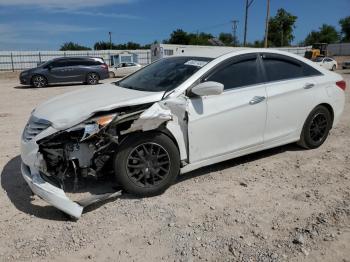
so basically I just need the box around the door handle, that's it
[249,96,266,105]
[304,83,315,89]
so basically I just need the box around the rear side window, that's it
[77,59,102,66]
[262,53,321,82]
[206,54,263,90]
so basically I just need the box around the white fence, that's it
[1,45,335,71]
[0,50,151,71]
[328,43,350,56]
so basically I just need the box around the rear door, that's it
[261,53,323,144]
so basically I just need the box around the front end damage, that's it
[20,98,188,219]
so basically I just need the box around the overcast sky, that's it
[0,0,349,50]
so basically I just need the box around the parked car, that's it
[342,61,350,69]
[21,49,346,218]
[108,62,142,78]
[314,56,337,71]
[20,57,109,88]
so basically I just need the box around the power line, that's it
[191,21,232,34]
[231,20,239,46]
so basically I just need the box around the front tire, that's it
[86,72,99,85]
[298,105,333,149]
[331,65,336,71]
[31,75,47,88]
[114,132,180,197]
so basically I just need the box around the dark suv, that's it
[20,57,109,88]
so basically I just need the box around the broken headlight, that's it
[68,113,117,141]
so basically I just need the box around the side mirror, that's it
[191,81,224,96]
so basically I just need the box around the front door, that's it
[187,53,267,163]
[49,59,79,83]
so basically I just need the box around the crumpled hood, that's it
[33,83,163,130]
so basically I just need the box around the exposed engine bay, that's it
[37,103,164,190]
[22,97,188,219]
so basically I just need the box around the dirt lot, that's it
[0,71,349,262]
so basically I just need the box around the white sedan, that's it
[21,49,346,218]
[108,62,142,78]
[314,56,337,71]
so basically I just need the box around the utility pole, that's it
[232,19,239,46]
[264,0,270,48]
[108,31,112,49]
[243,0,254,46]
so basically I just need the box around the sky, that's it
[0,0,349,50]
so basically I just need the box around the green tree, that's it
[168,29,190,44]
[188,32,213,45]
[94,41,150,50]
[339,16,350,42]
[267,8,297,47]
[94,41,110,50]
[304,24,340,45]
[219,33,234,46]
[60,42,91,51]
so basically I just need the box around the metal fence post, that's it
[38,52,42,63]
[10,52,14,72]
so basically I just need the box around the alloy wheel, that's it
[126,142,171,188]
[33,76,46,87]
[88,73,98,84]
[309,113,328,143]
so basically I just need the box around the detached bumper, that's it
[21,162,84,218]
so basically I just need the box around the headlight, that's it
[21,71,29,76]
[93,114,116,127]
[69,113,117,141]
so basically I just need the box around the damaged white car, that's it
[21,49,346,219]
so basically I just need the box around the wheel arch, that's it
[318,103,334,127]
[118,128,183,162]
[86,71,100,79]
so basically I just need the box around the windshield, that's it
[117,56,213,92]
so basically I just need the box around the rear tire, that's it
[331,65,336,71]
[31,75,47,88]
[114,132,180,197]
[86,72,99,85]
[298,105,332,149]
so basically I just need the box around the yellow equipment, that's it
[304,43,329,60]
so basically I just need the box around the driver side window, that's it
[205,54,263,90]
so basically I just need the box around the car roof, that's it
[52,56,103,61]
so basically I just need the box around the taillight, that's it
[101,63,108,70]
[336,80,346,91]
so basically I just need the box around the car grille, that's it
[23,115,51,141]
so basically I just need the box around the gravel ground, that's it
[0,71,349,262]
